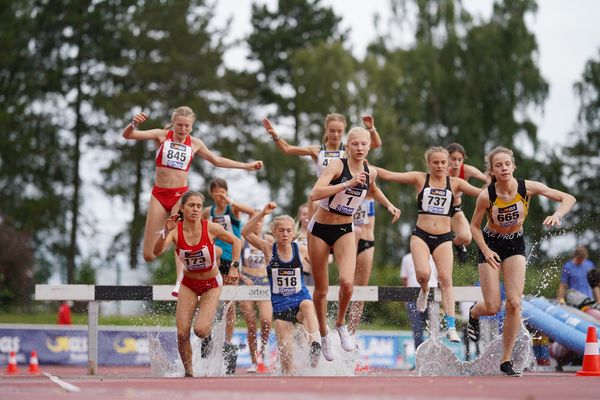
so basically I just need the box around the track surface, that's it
[2,366,599,400]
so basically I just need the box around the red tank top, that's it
[459,163,465,180]
[176,220,216,273]
[155,130,194,171]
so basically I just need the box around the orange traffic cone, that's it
[28,351,40,374]
[576,326,600,376]
[6,351,19,374]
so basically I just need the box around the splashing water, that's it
[415,311,533,376]
[148,301,233,377]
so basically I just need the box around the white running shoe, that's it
[321,335,334,361]
[416,288,429,313]
[246,363,257,373]
[447,328,461,343]
[171,280,181,298]
[335,325,355,352]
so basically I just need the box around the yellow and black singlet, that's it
[485,178,530,232]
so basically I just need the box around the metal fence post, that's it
[88,301,99,375]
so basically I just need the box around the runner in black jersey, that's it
[469,146,575,376]
[308,127,401,361]
[377,146,480,343]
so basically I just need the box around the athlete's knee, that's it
[339,279,354,294]
[505,297,521,314]
[193,326,211,339]
[437,276,453,289]
[143,250,157,262]
[484,301,502,315]
[416,272,431,287]
[453,232,472,245]
[312,288,327,302]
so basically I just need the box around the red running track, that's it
[1,366,598,400]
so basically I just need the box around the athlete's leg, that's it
[239,300,258,364]
[274,319,295,375]
[308,233,332,337]
[348,246,375,333]
[331,232,357,327]
[194,285,222,338]
[175,284,199,376]
[142,195,170,262]
[500,256,526,363]
[451,211,472,246]
[257,300,272,362]
[409,236,433,293]
[472,263,502,317]
[431,241,456,319]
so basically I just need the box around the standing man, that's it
[557,246,596,300]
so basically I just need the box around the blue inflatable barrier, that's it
[521,300,586,355]
[527,297,600,335]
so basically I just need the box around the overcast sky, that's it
[214,0,600,146]
[76,1,599,290]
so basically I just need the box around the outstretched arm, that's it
[241,202,277,256]
[263,118,318,158]
[375,167,422,187]
[309,159,367,202]
[470,192,501,269]
[464,164,490,184]
[152,214,179,257]
[195,140,263,171]
[454,177,482,198]
[368,170,401,223]
[525,180,576,228]
[122,112,166,141]
[362,115,382,149]
[209,222,242,283]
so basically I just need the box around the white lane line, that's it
[43,372,81,392]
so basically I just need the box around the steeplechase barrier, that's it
[35,284,483,375]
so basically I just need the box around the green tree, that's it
[0,0,71,285]
[247,0,352,212]
[564,49,600,251]
[30,0,137,282]
[363,0,550,263]
[97,0,247,270]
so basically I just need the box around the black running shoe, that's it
[223,342,238,375]
[467,304,480,342]
[500,361,522,377]
[200,334,212,359]
[309,341,321,368]
[454,244,469,264]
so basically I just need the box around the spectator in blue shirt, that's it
[557,246,596,300]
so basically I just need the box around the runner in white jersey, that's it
[122,106,262,298]
[264,114,384,335]
[263,114,382,217]
[376,147,480,343]
[295,203,315,286]
[308,127,401,361]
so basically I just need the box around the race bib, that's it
[161,140,192,170]
[271,268,302,296]
[243,248,265,269]
[353,201,369,225]
[212,214,233,233]
[492,204,524,228]
[329,186,365,216]
[179,247,212,273]
[421,187,452,215]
